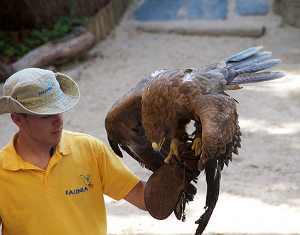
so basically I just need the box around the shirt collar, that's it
[57,130,71,156]
[1,131,71,171]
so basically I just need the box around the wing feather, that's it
[191,94,240,167]
[105,75,164,172]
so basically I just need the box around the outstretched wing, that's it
[105,73,166,172]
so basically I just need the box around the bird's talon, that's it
[192,137,202,156]
[164,138,179,164]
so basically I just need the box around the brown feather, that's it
[105,74,165,172]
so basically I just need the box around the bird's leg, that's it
[164,138,180,164]
[192,137,202,156]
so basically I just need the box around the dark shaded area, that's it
[0,0,110,30]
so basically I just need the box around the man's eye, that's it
[41,115,52,119]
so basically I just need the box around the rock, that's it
[273,0,300,28]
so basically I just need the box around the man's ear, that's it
[10,113,24,128]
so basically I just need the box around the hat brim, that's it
[0,72,80,115]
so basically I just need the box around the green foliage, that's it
[0,16,88,62]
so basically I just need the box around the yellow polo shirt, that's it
[0,130,139,235]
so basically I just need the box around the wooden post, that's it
[87,0,131,41]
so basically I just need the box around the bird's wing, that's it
[188,92,240,234]
[105,73,166,172]
[191,93,241,168]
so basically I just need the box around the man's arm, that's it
[124,180,147,210]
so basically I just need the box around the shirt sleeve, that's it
[92,138,140,200]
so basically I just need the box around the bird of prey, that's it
[105,46,284,234]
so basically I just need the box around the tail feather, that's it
[235,59,281,74]
[229,71,285,85]
[215,46,285,85]
[225,46,263,62]
[227,51,272,70]
[202,46,285,86]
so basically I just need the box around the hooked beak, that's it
[151,138,165,151]
[152,142,160,151]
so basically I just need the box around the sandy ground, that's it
[1,1,300,234]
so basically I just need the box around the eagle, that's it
[105,46,284,234]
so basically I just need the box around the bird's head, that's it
[142,86,170,153]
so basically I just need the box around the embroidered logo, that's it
[65,186,88,196]
[80,174,93,188]
[65,174,93,196]
[38,80,53,96]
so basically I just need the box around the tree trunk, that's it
[0,28,95,81]
[12,28,95,72]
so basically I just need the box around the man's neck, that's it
[14,133,54,170]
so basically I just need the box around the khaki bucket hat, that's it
[0,68,80,115]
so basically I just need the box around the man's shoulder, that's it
[60,130,111,160]
[0,140,15,170]
[0,146,7,163]
[62,130,105,148]
[63,130,97,140]
[0,139,13,159]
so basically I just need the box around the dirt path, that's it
[1,1,300,234]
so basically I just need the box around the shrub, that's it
[0,16,87,63]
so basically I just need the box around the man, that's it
[0,68,146,235]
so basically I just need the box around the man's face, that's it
[13,113,64,147]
